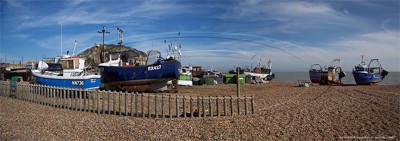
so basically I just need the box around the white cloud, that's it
[5,0,24,8]
[219,1,365,34]
[13,0,184,31]
[308,31,400,71]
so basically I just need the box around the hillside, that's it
[78,44,147,66]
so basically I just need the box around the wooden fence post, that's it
[183,96,186,118]
[49,87,52,106]
[59,88,62,108]
[251,96,254,114]
[124,92,127,116]
[45,86,48,106]
[90,90,93,113]
[38,85,42,105]
[202,96,205,118]
[118,92,122,115]
[197,96,200,118]
[244,96,248,115]
[237,96,240,115]
[230,96,233,116]
[135,92,138,117]
[97,90,101,114]
[69,89,72,110]
[190,96,193,118]
[130,92,134,117]
[119,92,122,116]
[83,90,85,111]
[86,90,90,112]
[161,94,165,118]
[79,90,83,111]
[107,91,112,115]
[108,90,111,115]
[155,94,158,118]
[63,88,70,109]
[102,90,105,114]
[141,93,144,118]
[223,96,226,116]
[113,91,117,115]
[216,97,220,117]
[53,87,56,108]
[169,95,172,118]
[176,95,179,118]
[147,93,150,118]
[209,96,212,117]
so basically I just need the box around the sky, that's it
[0,0,399,72]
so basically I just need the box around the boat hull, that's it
[353,71,382,85]
[309,70,321,83]
[244,72,268,79]
[99,60,181,91]
[32,72,101,89]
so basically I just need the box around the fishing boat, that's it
[352,55,388,85]
[244,60,275,81]
[32,55,101,89]
[311,59,346,85]
[98,50,181,91]
[309,64,322,83]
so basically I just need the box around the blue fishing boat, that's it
[98,50,180,92]
[352,55,388,85]
[32,56,101,89]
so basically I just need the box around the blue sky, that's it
[1,0,399,72]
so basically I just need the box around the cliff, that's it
[78,44,147,67]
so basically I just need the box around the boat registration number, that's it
[148,65,162,71]
[72,81,84,86]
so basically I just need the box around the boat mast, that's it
[72,40,77,56]
[117,27,123,51]
[98,26,110,63]
[360,55,365,65]
[177,32,181,62]
[61,24,63,57]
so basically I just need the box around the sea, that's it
[273,71,400,85]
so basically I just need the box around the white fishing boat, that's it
[244,60,274,81]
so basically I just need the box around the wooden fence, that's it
[0,81,254,118]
